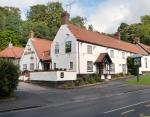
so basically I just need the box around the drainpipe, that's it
[78,41,80,74]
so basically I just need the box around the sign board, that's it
[134,57,141,67]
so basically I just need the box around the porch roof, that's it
[95,53,112,64]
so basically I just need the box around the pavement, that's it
[0,79,150,117]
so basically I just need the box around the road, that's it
[0,80,150,117]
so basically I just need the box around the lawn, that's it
[128,74,150,85]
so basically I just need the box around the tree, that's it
[141,15,150,24]
[27,2,64,39]
[70,16,86,28]
[0,30,20,50]
[0,60,19,97]
[88,24,94,31]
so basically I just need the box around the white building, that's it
[51,13,150,79]
[20,31,52,72]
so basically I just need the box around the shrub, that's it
[0,60,19,97]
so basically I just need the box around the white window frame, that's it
[110,64,115,73]
[55,42,59,54]
[23,64,27,71]
[87,45,92,54]
[30,63,34,71]
[87,61,93,72]
[65,41,72,53]
[122,64,126,73]
[110,50,114,58]
[145,58,148,68]
[122,52,125,59]
[70,62,73,70]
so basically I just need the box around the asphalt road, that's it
[0,80,150,117]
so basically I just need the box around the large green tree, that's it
[118,15,150,45]
[27,2,64,40]
[0,30,20,50]
[70,16,86,28]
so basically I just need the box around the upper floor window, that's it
[87,61,93,72]
[55,42,59,54]
[122,52,125,59]
[110,50,114,58]
[87,45,92,54]
[65,41,72,53]
[145,58,148,68]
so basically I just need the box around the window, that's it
[110,50,114,58]
[122,64,126,73]
[87,45,92,54]
[122,52,125,59]
[70,62,73,69]
[65,41,71,53]
[55,42,59,54]
[145,58,148,68]
[30,63,34,71]
[110,64,115,73]
[54,63,56,69]
[23,64,27,70]
[87,61,93,72]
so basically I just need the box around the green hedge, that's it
[0,60,19,97]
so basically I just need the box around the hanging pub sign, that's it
[133,57,141,67]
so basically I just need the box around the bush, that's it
[0,60,19,97]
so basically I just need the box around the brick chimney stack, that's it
[114,32,121,40]
[61,11,70,25]
[133,37,140,44]
[29,30,34,39]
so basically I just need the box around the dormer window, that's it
[65,41,71,53]
[55,42,59,54]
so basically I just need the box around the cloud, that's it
[87,0,150,33]
[0,0,150,33]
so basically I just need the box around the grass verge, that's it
[128,74,150,85]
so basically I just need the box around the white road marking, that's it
[104,99,150,114]
[121,109,135,115]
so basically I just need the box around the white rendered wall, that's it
[139,55,150,73]
[20,39,43,71]
[51,25,77,72]
[30,71,77,81]
[77,41,131,74]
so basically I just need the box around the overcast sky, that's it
[0,0,150,33]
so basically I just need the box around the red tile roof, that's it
[0,46,24,59]
[68,24,147,55]
[31,38,52,61]
[138,43,150,54]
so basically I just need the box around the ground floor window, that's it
[87,61,93,72]
[70,62,73,70]
[110,64,115,73]
[23,64,27,70]
[122,64,126,73]
[54,63,56,69]
[30,63,34,71]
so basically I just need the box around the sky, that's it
[0,0,150,33]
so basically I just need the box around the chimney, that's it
[133,37,140,44]
[114,32,121,40]
[29,30,34,39]
[61,11,70,25]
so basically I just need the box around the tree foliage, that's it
[0,30,20,50]
[118,15,150,45]
[70,16,86,28]
[0,60,19,97]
